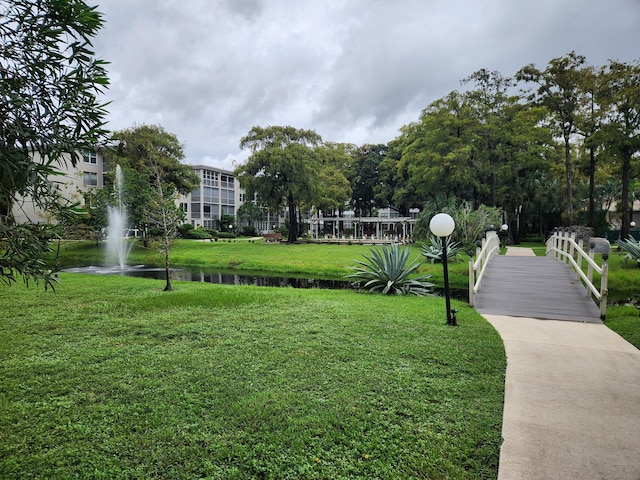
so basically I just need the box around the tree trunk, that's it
[620,150,631,241]
[564,136,574,225]
[588,146,596,228]
[163,237,172,291]
[287,192,297,244]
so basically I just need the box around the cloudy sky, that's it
[92,0,640,171]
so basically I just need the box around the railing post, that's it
[600,255,609,321]
[588,248,595,298]
[469,255,475,306]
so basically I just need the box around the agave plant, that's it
[420,235,463,264]
[616,238,640,267]
[345,243,435,296]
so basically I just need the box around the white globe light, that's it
[430,213,455,237]
[501,224,509,231]
[631,221,636,227]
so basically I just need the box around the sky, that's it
[92,0,640,172]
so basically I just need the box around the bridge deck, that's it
[474,255,602,323]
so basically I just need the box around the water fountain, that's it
[106,165,133,269]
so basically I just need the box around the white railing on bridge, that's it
[469,231,501,306]
[546,231,609,320]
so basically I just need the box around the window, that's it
[191,203,201,218]
[180,203,188,212]
[83,172,97,186]
[202,170,218,186]
[190,188,200,201]
[222,205,235,215]
[221,189,234,205]
[82,150,97,164]
[203,186,218,203]
[221,174,234,189]
[204,204,219,218]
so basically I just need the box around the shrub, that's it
[420,236,464,263]
[177,223,195,238]
[616,238,640,267]
[241,225,257,236]
[345,243,435,296]
[186,228,212,240]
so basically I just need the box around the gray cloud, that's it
[92,0,640,170]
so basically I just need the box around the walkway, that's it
[474,247,601,323]
[477,247,640,479]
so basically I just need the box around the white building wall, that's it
[12,149,106,224]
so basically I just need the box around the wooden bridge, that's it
[472,240,606,324]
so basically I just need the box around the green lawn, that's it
[0,275,505,479]
[52,239,472,288]
[51,239,640,348]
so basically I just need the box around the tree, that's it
[314,142,352,214]
[0,0,109,287]
[236,201,264,231]
[351,144,386,216]
[462,69,515,208]
[596,60,640,240]
[236,126,322,243]
[395,91,479,208]
[517,51,588,225]
[144,161,185,291]
[104,125,199,246]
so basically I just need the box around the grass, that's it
[51,239,640,348]
[51,239,472,288]
[0,275,505,479]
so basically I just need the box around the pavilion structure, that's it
[307,215,417,244]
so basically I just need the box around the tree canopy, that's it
[0,0,109,287]
[104,125,199,246]
[235,125,343,243]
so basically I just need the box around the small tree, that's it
[145,163,184,291]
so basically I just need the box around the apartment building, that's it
[12,149,108,224]
[12,151,244,229]
[184,165,243,229]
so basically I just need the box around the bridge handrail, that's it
[469,231,500,306]
[546,231,609,320]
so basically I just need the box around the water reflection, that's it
[62,265,467,298]
[173,269,351,289]
[62,265,351,289]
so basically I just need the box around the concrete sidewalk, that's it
[484,314,640,479]
[504,246,537,256]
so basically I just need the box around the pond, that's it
[62,265,352,289]
[61,264,469,299]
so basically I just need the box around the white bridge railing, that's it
[468,231,500,306]
[546,231,609,320]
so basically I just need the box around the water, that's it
[106,165,133,269]
[61,265,468,298]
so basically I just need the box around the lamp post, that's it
[430,213,456,326]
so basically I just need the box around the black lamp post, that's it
[430,213,456,326]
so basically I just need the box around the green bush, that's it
[345,243,435,296]
[217,231,236,239]
[241,225,257,236]
[185,228,212,240]
[420,236,464,263]
[616,238,640,267]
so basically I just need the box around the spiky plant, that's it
[616,238,640,267]
[420,236,463,264]
[345,243,435,296]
